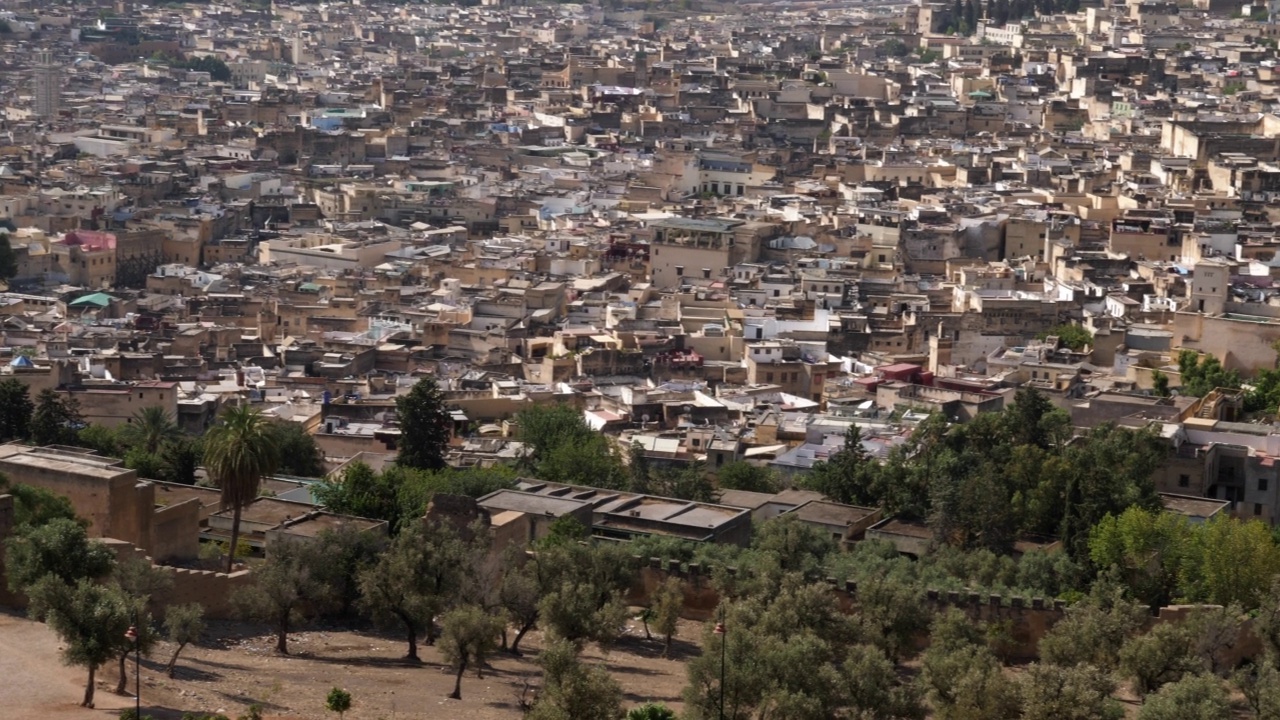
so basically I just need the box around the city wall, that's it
[624,556,1263,663]
[0,511,251,620]
[99,540,253,619]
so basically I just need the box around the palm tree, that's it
[204,404,280,573]
[120,407,183,455]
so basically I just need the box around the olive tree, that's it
[440,605,505,699]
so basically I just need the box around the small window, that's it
[1256,503,1264,516]
[766,372,774,382]
[1260,478,1269,493]
[675,266,684,277]
[1178,474,1190,488]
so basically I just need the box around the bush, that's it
[1136,674,1230,720]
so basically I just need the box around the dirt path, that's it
[0,610,136,719]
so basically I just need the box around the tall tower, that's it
[33,50,60,120]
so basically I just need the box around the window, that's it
[675,265,683,277]
[1256,503,1264,516]
[1178,474,1190,488]
[1261,478,1270,493]
[702,268,712,279]
[766,372,774,382]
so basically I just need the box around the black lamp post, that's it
[713,612,727,720]
[124,623,140,718]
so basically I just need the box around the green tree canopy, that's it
[204,404,280,572]
[4,517,115,591]
[26,578,133,707]
[439,605,504,699]
[0,480,78,529]
[0,231,18,280]
[527,639,624,720]
[315,461,514,531]
[30,389,83,446]
[0,378,33,440]
[715,460,779,494]
[1176,350,1240,398]
[358,520,477,659]
[1037,323,1093,351]
[395,377,452,471]
[1019,663,1122,720]
[163,602,206,677]
[1136,673,1231,720]
[232,537,329,654]
[272,421,326,477]
[118,407,182,455]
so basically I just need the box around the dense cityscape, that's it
[3,0,1280,718]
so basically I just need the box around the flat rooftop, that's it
[651,217,744,233]
[478,489,593,517]
[0,445,132,480]
[788,500,878,526]
[153,481,221,509]
[211,497,317,526]
[514,479,749,532]
[274,511,386,538]
[1160,492,1230,520]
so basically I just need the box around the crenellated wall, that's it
[97,539,253,619]
[623,556,1263,663]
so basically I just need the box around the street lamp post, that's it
[124,623,140,718]
[713,612,727,720]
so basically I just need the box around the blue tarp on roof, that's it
[69,292,114,307]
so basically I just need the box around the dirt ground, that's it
[11,607,1249,720]
[0,609,698,720]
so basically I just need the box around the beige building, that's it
[647,217,772,289]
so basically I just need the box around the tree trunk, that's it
[501,627,508,651]
[643,617,652,640]
[226,505,242,574]
[82,664,96,707]
[449,657,467,700]
[664,632,672,658]
[425,617,436,646]
[166,642,187,677]
[402,616,419,662]
[509,619,535,655]
[276,611,290,654]
[115,651,129,695]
